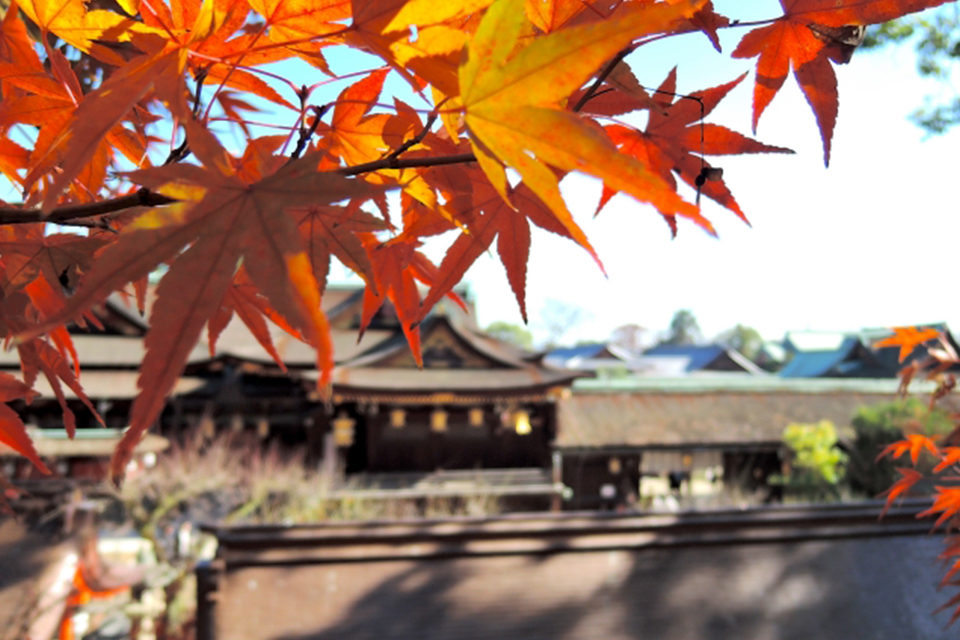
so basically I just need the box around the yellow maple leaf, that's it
[458,0,711,247]
[17,0,140,53]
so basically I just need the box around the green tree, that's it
[715,324,764,361]
[537,300,588,350]
[484,321,534,351]
[865,7,960,132]
[780,420,848,500]
[662,309,702,346]
[609,323,651,356]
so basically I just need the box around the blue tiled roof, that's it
[546,344,608,360]
[643,345,726,372]
[779,336,863,378]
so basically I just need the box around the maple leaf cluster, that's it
[873,327,960,625]
[0,0,950,485]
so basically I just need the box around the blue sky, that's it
[440,2,960,346]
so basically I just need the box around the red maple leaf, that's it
[604,69,792,226]
[25,120,378,482]
[732,0,952,166]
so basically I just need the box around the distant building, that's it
[2,288,580,507]
[5,290,949,513]
[544,342,763,378]
[779,325,960,378]
[641,344,764,375]
[555,377,922,510]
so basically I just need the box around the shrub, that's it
[778,420,847,500]
[846,399,953,497]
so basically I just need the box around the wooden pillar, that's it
[551,450,563,512]
[320,430,339,489]
[304,410,323,467]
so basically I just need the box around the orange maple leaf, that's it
[421,175,535,323]
[459,0,707,241]
[878,433,940,466]
[207,268,300,370]
[321,69,392,167]
[920,486,960,530]
[297,202,389,290]
[874,326,941,362]
[879,467,923,516]
[934,447,960,474]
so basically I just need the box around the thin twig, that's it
[380,108,441,168]
[163,68,208,166]
[289,104,331,162]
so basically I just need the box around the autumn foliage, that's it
[870,326,960,623]
[0,0,952,487]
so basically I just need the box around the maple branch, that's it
[341,152,477,176]
[0,189,176,226]
[380,108,441,166]
[572,45,635,113]
[0,154,481,225]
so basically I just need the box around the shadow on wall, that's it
[215,534,951,640]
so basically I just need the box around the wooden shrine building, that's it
[1,287,580,506]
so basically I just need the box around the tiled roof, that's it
[778,336,864,378]
[324,367,577,393]
[643,344,762,374]
[779,324,960,378]
[324,315,580,394]
[0,335,207,369]
[555,389,903,448]
[545,344,608,360]
[0,429,169,457]
[29,371,208,400]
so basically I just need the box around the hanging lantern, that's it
[199,415,215,440]
[608,456,622,475]
[256,417,270,439]
[431,408,448,433]
[390,408,406,428]
[332,412,356,446]
[468,407,484,427]
[514,410,531,435]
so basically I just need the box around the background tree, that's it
[609,323,653,356]
[865,6,960,132]
[484,321,534,351]
[661,309,703,346]
[715,324,764,360]
[536,299,589,350]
